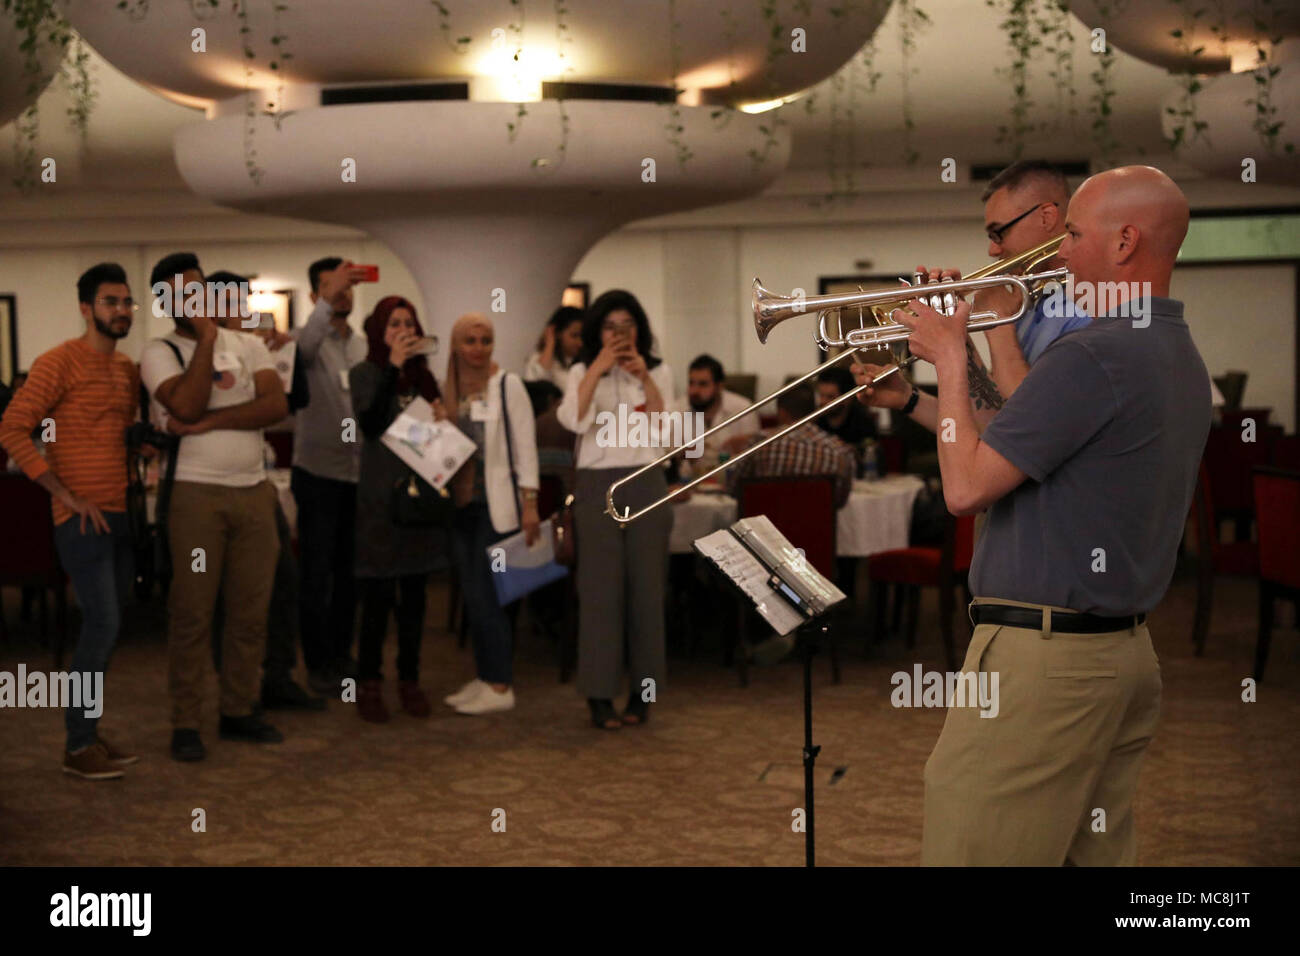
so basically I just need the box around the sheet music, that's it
[695,530,806,636]
[732,515,846,616]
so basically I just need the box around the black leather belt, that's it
[971,603,1146,633]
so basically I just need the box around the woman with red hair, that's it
[349,295,446,722]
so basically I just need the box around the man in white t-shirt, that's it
[669,354,761,479]
[139,252,289,763]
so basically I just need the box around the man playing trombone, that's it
[866,160,1088,430]
[853,165,1210,866]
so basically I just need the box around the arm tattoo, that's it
[966,340,1005,412]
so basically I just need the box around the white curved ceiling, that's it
[1,1,1294,201]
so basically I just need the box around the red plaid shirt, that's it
[725,423,855,508]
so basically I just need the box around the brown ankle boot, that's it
[398,680,431,718]
[357,679,389,723]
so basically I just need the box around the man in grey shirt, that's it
[292,258,370,693]
[863,166,1209,865]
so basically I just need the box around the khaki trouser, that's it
[167,480,279,729]
[921,596,1162,866]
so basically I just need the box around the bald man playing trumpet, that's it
[854,166,1210,866]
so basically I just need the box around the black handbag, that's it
[391,469,454,528]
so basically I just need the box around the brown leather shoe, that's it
[97,734,140,766]
[63,742,126,780]
[398,680,431,718]
[357,679,390,723]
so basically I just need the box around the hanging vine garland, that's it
[1164,0,1214,154]
[744,0,788,168]
[664,0,692,166]
[708,1,740,131]
[61,32,95,141]
[896,0,930,167]
[430,0,472,54]
[4,0,77,191]
[233,1,265,184]
[1086,0,1127,166]
[267,0,293,131]
[531,0,570,169]
[504,0,528,142]
[986,0,1040,159]
[1248,0,1295,155]
[1032,0,1075,136]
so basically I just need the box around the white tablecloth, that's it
[669,473,925,557]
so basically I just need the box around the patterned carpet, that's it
[1,569,1297,866]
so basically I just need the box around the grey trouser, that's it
[573,467,671,700]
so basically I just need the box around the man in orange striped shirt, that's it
[0,263,141,781]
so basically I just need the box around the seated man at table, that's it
[206,273,324,712]
[724,385,855,509]
[671,354,761,479]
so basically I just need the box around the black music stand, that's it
[794,616,830,867]
[694,523,844,868]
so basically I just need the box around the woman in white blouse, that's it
[523,306,584,391]
[556,290,674,731]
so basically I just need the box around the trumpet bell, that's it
[752,278,787,345]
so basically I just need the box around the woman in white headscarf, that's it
[441,313,540,715]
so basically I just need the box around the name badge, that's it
[470,399,493,422]
[339,369,351,391]
[213,350,240,373]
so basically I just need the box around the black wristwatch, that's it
[901,387,921,416]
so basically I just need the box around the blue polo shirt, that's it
[1017,286,1090,364]
[970,297,1211,615]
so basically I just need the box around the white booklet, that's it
[380,396,476,489]
[487,520,558,569]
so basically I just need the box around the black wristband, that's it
[901,387,921,416]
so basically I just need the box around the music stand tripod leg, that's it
[798,619,827,867]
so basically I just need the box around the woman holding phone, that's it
[349,296,446,722]
[441,313,540,715]
[556,290,674,730]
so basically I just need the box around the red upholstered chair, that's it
[1252,467,1300,681]
[0,474,68,664]
[876,435,904,475]
[734,475,840,685]
[1191,460,1259,657]
[866,510,976,671]
[1203,424,1275,542]
[1271,434,1300,472]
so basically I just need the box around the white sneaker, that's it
[444,679,486,708]
[454,683,515,716]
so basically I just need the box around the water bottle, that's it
[862,441,879,482]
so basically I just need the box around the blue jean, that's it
[450,501,514,685]
[53,511,133,752]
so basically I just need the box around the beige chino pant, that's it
[921,596,1162,866]
[166,480,280,729]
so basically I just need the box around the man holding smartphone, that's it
[292,258,372,694]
